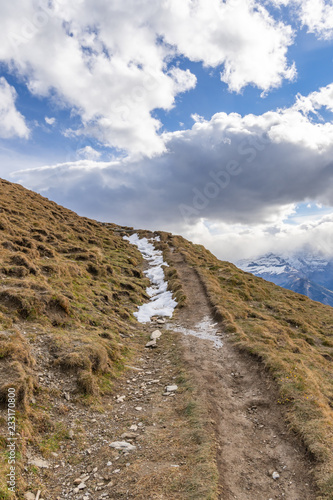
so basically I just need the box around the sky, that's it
[1,0,333,262]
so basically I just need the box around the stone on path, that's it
[24,493,35,500]
[166,385,178,392]
[109,441,136,451]
[150,330,162,340]
[28,458,49,468]
[145,339,157,348]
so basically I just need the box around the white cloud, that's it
[181,211,333,262]
[271,0,333,40]
[77,145,101,160]
[11,83,333,231]
[45,116,56,125]
[155,0,296,92]
[0,0,295,155]
[294,83,333,115]
[0,77,29,139]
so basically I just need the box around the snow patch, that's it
[168,315,223,349]
[124,233,177,323]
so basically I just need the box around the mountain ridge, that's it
[238,252,333,307]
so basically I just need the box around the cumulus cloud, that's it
[0,77,29,139]
[77,146,101,160]
[182,211,333,262]
[45,116,56,125]
[12,84,333,241]
[271,0,333,40]
[155,0,296,92]
[0,0,295,155]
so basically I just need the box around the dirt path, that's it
[19,247,318,500]
[168,250,317,500]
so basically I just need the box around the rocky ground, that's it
[20,248,318,500]
[21,315,216,500]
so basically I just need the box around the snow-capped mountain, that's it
[237,252,333,307]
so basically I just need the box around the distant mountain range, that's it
[237,252,333,307]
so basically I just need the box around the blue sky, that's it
[1,0,333,261]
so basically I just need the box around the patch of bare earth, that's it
[167,249,317,500]
[19,318,216,500]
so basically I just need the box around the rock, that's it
[150,330,162,340]
[29,458,49,468]
[116,395,126,403]
[77,482,86,490]
[130,424,138,431]
[145,340,157,348]
[68,429,74,439]
[74,478,82,485]
[135,406,143,411]
[63,392,70,401]
[24,493,35,500]
[166,385,178,392]
[109,441,136,451]
[121,432,137,440]
[272,471,280,480]
[157,319,165,324]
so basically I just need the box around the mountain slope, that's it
[0,179,218,500]
[0,179,332,499]
[165,235,333,498]
[238,253,333,307]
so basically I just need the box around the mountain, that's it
[0,179,332,499]
[238,252,333,307]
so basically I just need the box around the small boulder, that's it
[24,493,35,500]
[145,340,157,348]
[109,441,136,451]
[150,330,162,340]
[166,385,178,392]
[29,458,49,469]
[121,432,137,440]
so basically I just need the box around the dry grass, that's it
[0,179,149,392]
[165,233,333,500]
[0,179,150,498]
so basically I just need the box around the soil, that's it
[20,249,318,499]
[168,249,317,500]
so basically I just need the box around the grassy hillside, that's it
[0,178,152,394]
[0,179,153,497]
[1,178,333,499]
[163,233,333,500]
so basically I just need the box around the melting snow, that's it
[123,233,177,323]
[168,316,223,349]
